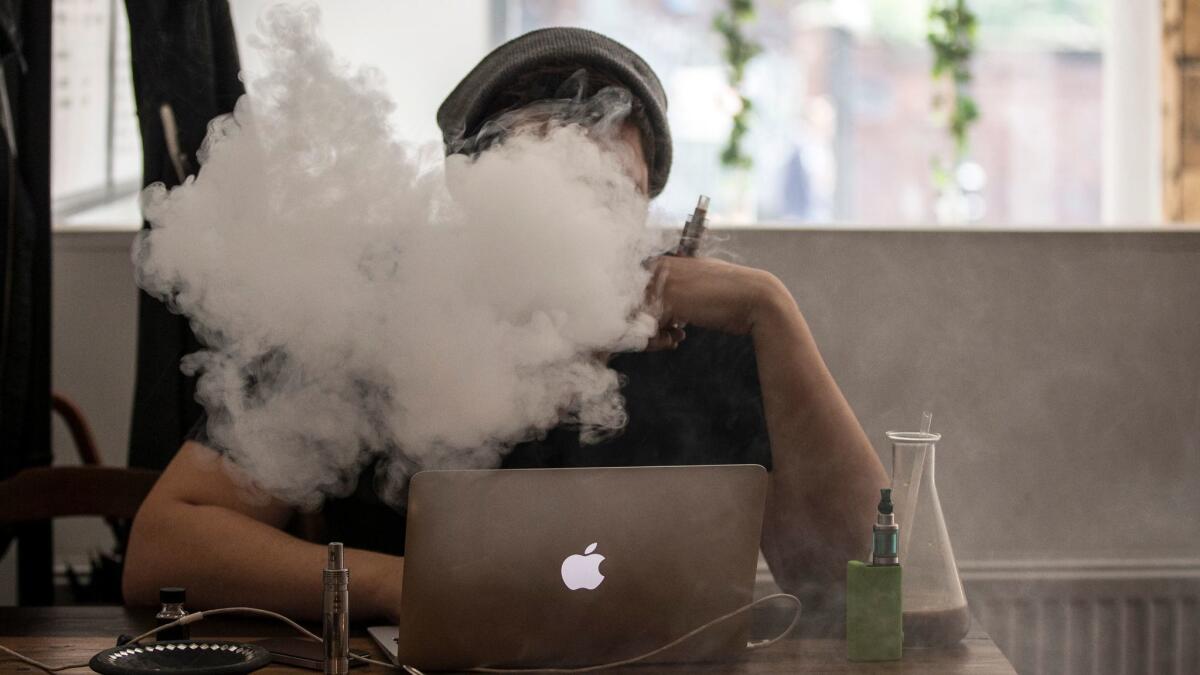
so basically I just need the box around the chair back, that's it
[0,466,160,524]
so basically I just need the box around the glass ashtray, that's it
[88,640,272,675]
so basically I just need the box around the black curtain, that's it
[125,0,242,470]
[0,0,52,605]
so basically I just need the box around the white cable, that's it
[0,643,90,674]
[0,593,800,675]
[745,593,804,650]
[126,606,322,645]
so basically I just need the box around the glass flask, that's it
[887,430,971,647]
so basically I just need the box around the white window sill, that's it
[53,192,142,233]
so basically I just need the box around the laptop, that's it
[369,464,767,671]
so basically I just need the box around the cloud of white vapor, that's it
[133,4,665,507]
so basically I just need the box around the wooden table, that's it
[0,606,1016,673]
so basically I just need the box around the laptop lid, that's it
[394,464,767,670]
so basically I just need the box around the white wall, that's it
[0,232,139,603]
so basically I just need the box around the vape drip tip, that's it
[327,541,345,571]
[878,488,894,515]
[871,488,899,566]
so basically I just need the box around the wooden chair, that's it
[0,466,161,525]
[0,393,161,605]
[50,392,103,467]
[5,394,322,601]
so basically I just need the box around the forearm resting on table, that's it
[123,444,402,622]
[124,502,399,620]
[750,278,888,600]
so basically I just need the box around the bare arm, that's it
[123,442,405,621]
[749,277,887,604]
[652,257,888,604]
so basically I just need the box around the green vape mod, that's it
[847,489,903,661]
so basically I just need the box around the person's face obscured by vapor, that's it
[613,121,650,196]
[133,5,669,507]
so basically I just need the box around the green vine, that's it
[713,0,761,170]
[927,0,979,183]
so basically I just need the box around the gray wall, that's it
[729,230,1199,564]
[0,233,138,605]
[2,229,1197,603]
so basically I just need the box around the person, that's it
[123,27,887,621]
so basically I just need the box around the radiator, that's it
[754,557,1199,674]
[961,559,1200,675]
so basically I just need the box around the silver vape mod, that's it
[323,542,350,674]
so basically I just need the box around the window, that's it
[502,0,1112,226]
[52,0,1153,229]
[51,0,142,228]
[231,0,493,145]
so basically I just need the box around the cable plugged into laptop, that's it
[152,592,801,674]
[0,594,801,674]
[1,596,801,674]
[147,590,806,667]
[172,593,801,673]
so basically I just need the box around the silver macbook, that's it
[369,464,767,671]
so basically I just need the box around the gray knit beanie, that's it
[437,27,672,197]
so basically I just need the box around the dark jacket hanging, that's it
[125,0,242,470]
[0,0,51,603]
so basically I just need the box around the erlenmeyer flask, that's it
[887,431,970,647]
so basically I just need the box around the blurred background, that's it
[52,0,1164,230]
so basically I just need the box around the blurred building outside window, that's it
[51,0,1156,230]
[503,0,1121,227]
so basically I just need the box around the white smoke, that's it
[133,4,665,507]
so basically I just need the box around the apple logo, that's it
[560,542,606,590]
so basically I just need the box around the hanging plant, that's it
[927,0,979,187]
[713,0,762,170]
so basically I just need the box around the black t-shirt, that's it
[187,327,771,555]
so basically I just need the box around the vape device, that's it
[323,542,350,674]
